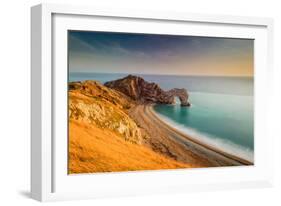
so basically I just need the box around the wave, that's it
[151,108,254,162]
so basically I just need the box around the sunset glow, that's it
[69,31,253,77]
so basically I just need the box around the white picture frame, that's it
[31,3,274,202]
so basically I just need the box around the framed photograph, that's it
[31,3,274,201]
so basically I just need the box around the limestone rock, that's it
[69,80,142,144]
[105,75,190,106]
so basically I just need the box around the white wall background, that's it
[0,0,280,205]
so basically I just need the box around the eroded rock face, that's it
[69,80,142,144]
[105,75,190,106]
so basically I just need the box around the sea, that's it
[69,72,254,162]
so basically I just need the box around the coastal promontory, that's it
[104,75,190,106]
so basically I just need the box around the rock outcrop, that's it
[69,80,142,144]
[105,75,190,106]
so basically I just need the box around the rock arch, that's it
[105,75,190,107]
[166,88,190,106]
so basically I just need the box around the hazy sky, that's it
[68,31,253,77]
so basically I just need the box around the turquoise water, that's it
[153,93,253,161]
[69,72,254,161]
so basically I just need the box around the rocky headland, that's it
[104,75,190,106]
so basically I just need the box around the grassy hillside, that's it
[68,80,189,173]
[69,120,189,173]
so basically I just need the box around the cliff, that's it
[104,75,190,106]
[69,80,141,144]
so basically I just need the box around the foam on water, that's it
[152,108,254,162]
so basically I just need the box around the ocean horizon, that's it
[69,72,254,162]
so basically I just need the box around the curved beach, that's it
[129,104,253,167]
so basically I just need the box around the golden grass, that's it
[68,120,190,174]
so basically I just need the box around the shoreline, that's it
[129,104,253,167]
[148,105,253,165]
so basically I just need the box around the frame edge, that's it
[31,4,43,201]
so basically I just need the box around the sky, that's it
[68,31,254,77]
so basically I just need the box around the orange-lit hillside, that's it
[68,81,189,174]
[69,121,189,173]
